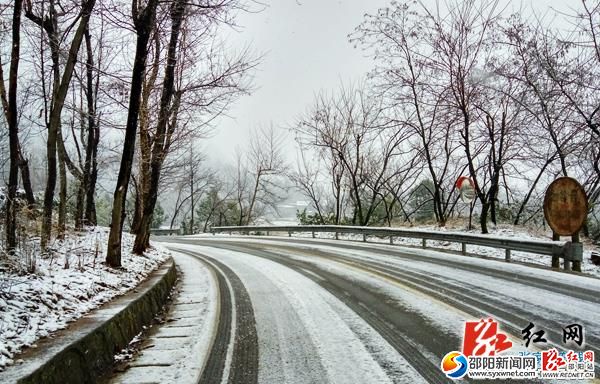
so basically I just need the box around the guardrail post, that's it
[267,231,270,236]
[335,231,339,240]
[560,241,583,272]
[390,236,394,245]
[572,232,582,272]
[312,231,315,238]
[422,239,426,248]
[551,232,562,268]
[505,249,511,262]
[461,243,466,255]
[363,234,367,242]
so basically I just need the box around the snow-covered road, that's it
[153,236,600,384]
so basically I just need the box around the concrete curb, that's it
[0,257,177,384]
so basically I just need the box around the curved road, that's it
[160,236,600,384]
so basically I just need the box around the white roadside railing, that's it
[210,225,583,272]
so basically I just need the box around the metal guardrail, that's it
[210,225,584,272]
[150,228,181,236]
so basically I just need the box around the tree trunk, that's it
[237,201,244,226]
[131,31,159,236]
[246,173,261,226]
[107,0,159,266]
[190,167,195,234]
[33,0,96,249]
[75,179,85,230]
[57,146,67,239]
[83,26,98,226]
[41,126,58,248]
[39,3,60,250]
[468,200,475,230]
[133,0,185,254]
[480,201,490,234]
[3,0,23,253]
[490,184,498,226]
[130,179,143,234]
[487,168,501,228]
[55,124,72,237]
[514,158,553,225]
[461,112,489,234]
[85,154,98,225]
[490,199,497,226]
[334,177,342,224]
[434,186,446,226]
[17,146,35,208]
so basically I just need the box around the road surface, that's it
[153,235,600,384]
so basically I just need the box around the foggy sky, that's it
[205,0,390,163]
[205,0,574,165]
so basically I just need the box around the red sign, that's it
[456,176,473,190]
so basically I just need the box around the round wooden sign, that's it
[543,177,588,236]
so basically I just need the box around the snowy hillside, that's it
[0,228,170,371]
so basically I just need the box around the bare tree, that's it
[422,0,518,233]
[195,179,236,232]
[522,3,600,211]
[132,0,187,254]
[294,97,347,224]
[241,125,287,225]
[288,147,330,224]
[24,0,97,247]
[82,23,101,226]
[379,154,422,226]
[167,145,214,232]
[350,3,463,226]
[0,0,24,253]
[106,0,160,267]
[295,83,414,226]
[500,15,582,225]
[233,149,250,225]
[131,0,258,253]
[66,21,103,230]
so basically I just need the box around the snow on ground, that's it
[172,243,425,384]
[108,251,217,384]
[0,227,170,371]
[275,244,600,338]
[197,235,600,292]
[194,223,600,277]
[284,252,539,357]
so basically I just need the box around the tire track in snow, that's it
[197,242,458,384]
[197,252,329,384]
[181,244,426,384]
[171,249,258,384]
[216,236,600,303]
[233,240,600,380]
[165,237,600,382]
[262,243,600,375]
